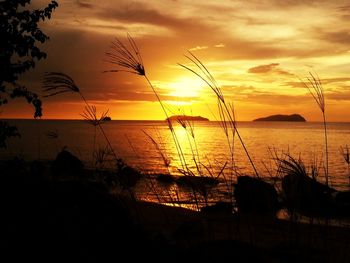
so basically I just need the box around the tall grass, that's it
[104,34,189,173]
[93,145,114,170]
[81,105,110,162]
[278,154,308,178]
[179,52,258,178]
[300,72,329,185]
[142,129,171,174]
[42,72,118,163]
[175,115,202,176]
[42,72,146,205]
[340,145,350,185]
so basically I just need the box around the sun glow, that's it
[167,77,204,99]
[164,100,193,106]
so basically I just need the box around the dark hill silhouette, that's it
[253,114,306,122]
[102,116,111,121]
[166,115,209,122]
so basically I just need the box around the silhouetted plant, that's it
[340,145,350,185]
[105,35,145,75]
[43,72,142,199]
[93,145,114,170]
[81,105,110,126]
[179,52,258,178]
[43,72,80,97]
[43,72,118,162]
[300,72,329,185]
[105,34,188,172]
[278,153,336,219]
[0,0,58,147]
[125,134,139,159]
[174,113,202,176]
[0,121,20,148]
[81,105,111,161]
[142,130,171,173]
[278,154,308,178]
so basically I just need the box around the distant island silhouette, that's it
[102,116,111,121]
[166,115,209,122]
[253,114,306,122]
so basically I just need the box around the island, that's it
[253,114,306,122]
[166,115,209,122]
[102,116,111,121]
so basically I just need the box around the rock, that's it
[102,116,111,121]
[156,173,176,183]
[51,150,84,177]
[200,202,233,215]
[335,191,350,217]
[282,173,336,216]
[176,176,219,200]
[234,176,279,215]
[116,159,141,188]
[176,176,219,187]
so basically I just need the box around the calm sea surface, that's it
[2,120,350,192]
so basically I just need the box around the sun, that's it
[167,77,204,98]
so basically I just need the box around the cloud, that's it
[13,0,350,121]
[221,85,256,94]
[282,81,306,89]
[90,91,175,102]
[318,30,350,45]
[247,93,310,105]
[321,77,350,84]
[248,63,280,74]
[327,90,350,101]
[76,0,94,9]
[337,4,350,12]
[214,43,225,48]
[283,77,350,90]
[220,84,310,105]
[189,46,208,51]
[94,3,189,32]
[248,63,294,76]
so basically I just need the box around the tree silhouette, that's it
[0,0,58,148]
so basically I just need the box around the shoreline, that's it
[0,157,350,262]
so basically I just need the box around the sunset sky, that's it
[4,0,350,121]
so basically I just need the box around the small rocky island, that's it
[166,115,209,122]
[253,114,306,122]
[102,116,111,121]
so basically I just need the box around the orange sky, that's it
[3,0,350,121]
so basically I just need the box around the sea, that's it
[1,119,350,191]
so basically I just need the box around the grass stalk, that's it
[340,145,350,186]
[142,129,171,174]
[176,116,202,176]
[144,75,188,171]
[104,34,189,173]
[179,52,258,177]
[43,72,119,163]
[300,72,328,185]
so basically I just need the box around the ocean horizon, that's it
[2,117,350,123]
[1,119,350,191]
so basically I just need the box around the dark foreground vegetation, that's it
[2,1,350,262]
[1,152,350,263]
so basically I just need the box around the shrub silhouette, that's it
[0,0,58,148]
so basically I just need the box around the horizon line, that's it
[1,117,350,123]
